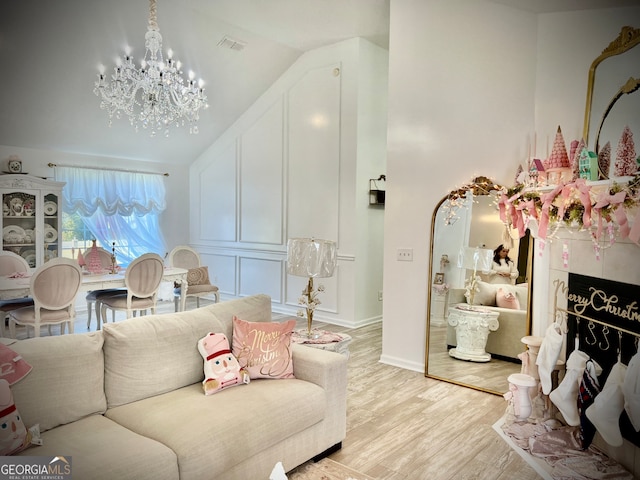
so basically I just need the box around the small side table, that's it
[430,287,449,327]
[291,330,352,358]
[447,305,499,362]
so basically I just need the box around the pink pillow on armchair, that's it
[232,317,296,379]
[496,288,520,310]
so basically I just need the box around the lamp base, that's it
[296,328,321,340]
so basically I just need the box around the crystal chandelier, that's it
[94,0,208,137]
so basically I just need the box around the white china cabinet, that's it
[1,175,65,268]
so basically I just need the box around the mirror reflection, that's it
[425,178,531,395]
[584,26,640,155]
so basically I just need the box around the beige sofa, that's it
[446,283,528,360]
[7,294,347,480]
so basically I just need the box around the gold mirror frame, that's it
[424,177,533,396]
[582,26,640,149]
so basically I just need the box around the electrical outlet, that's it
[397,248,413,261]
[378,291,383,301]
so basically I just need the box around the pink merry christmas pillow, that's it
[197,333,247,396]
[232,317,296,379]
[496,287,520,310]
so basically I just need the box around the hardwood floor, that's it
[10,299,541,479]
[427,324,521,394]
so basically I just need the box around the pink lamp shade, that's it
[286,238,337,278]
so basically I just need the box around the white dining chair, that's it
[167,245,219,311]
[0,251,34,337]
[81,246,125,330]
[8,257,82,338]
[99,253,164,325]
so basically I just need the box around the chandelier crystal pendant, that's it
[93,0,208,137]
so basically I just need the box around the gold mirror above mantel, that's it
[583,25,640,154]
[425,177,532,396]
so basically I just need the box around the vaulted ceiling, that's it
[1,0,636,165]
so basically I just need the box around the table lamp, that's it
[287,238,337,338]
[457,246,493,304]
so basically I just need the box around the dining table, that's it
[0,266,189,312]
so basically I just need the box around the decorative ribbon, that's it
[498,192,509,224]
[629,208,640,245]
[593,191,627,240]
[574,178,593,228]
[538,183,564,240]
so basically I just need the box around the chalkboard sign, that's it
[567,273,640,447]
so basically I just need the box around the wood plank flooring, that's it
[10,299,541,479]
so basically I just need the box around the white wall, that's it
[189,38,389,327]
[0,145,190,255]
[384,1,640,473]
[382,0,537,371]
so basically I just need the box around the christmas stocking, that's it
[536,322,564,394]
[586,361,627,447]
[623,351,640,432]
[549,349,589,426]
[578,360,601,449]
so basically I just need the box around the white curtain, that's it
[54,167,167,265]
[54,166,166,215]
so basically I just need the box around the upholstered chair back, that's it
[0,251,30,276]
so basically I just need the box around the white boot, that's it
[536,323,564,394]
[585,362,627,446]
[549,350,589,426]
[623,352,640,432]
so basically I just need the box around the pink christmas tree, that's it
[571,138,585,180]
[614,125,637,177]
[546,126,570,170]
[87,240,103,274]
[597,141,611,180]
[569,140,579,166]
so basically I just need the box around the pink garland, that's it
[498,179,638,247]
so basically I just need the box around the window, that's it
[55,166,167,267]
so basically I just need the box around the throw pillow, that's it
[0,344,32,386]
[187,266,211,286]
[471,281,498,306]
[0,379,31,456]
[496,288,520,310]
[232,317,296,379]
[197,333,248,395]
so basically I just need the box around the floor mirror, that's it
[424,177,532,395]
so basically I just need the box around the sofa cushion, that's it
[232,317,296,379]
[496,287,520,309]
[207,294,274,343]
[105,380,325,479]
[15,414,179,480]
[514,283,528,309]
[471,281,498,306]
[10,333,106,432]
[103,294,272,407]
[103,308,225,408]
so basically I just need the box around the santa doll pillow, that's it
[197,333,249,396]
[0,379,31,455]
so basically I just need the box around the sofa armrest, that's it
[292,344,347,392]
[291,344,348,443]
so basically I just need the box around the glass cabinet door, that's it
[2,190,37,267]
[43,192,60,263]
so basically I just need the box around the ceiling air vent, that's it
[217,36,246,52]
